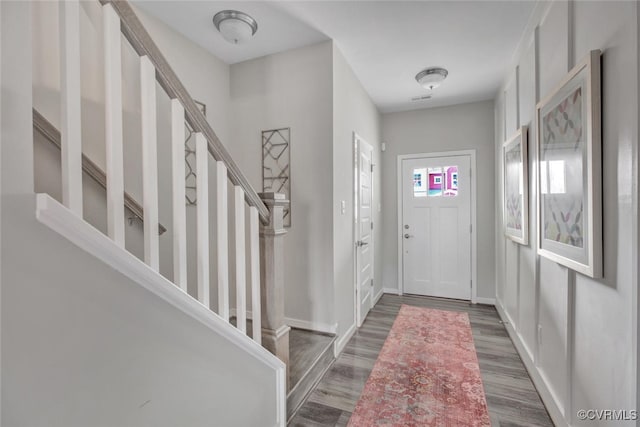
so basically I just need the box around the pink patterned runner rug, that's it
[348,305,491,426]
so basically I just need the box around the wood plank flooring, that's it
[289,294,554,427]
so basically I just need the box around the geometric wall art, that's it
[503,126,529,245]
[184,100,207,206]
[262,128,291,227]
[535,50,602,278]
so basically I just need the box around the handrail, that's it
[33,108,167,235]
[99,0,270,224]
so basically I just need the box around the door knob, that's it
[356,240,369,247]
[404,233,413,239]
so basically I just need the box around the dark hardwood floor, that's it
[289,294,554,427]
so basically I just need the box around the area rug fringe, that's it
[348,305,491,426]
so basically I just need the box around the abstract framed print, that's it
[503,126,528,245]
[535,50,602,278]
[262,128,291,227]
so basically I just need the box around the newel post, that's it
[259,192,290,385]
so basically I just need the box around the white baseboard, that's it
[383,287,401,295]
[230,309,338,335]
[334,321,357,357]
[475,297,496,306]
[286,318,337,335]
[495,301,567,427]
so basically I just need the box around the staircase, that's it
[2,0,304,425]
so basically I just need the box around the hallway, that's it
[290,294,553,426]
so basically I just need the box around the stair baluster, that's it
[140,55,160,271]
[216,161,230,322]
[103,2,125,247]
[59,0,83,216]
[234,186,247,334]
[171,100,188,292]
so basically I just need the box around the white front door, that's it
[401,155,471,300]
[355,134,374,326]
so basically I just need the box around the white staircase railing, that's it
[45,0,290,363]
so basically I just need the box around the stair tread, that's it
[289,328,335,387]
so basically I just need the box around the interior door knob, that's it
[404,233,413,239]
[357,240,369,247]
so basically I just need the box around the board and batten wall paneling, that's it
[516,34,538,364]
[495,1,638,426]
[536,0,571,415]
[503,68,520,328]
[494,93,506,304]
[570,0,637,420]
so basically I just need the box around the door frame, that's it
[396,150,478,303]
[354,132,375,327]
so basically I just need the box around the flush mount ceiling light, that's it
[213,10,258,45]
[415,67,448,91]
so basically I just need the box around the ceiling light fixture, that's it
[415,67,448,91]
[213,10,258,45]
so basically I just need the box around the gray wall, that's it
[229,42,336,330]
[2,195,281,427]
[494,1,638,425]
[381,100,496,299]
[332,44,382,342]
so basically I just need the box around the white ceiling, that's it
[134,1,535,113]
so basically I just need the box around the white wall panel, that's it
[494,94,506,304]
[504,70,519,137]
[538,0,569,100]
[504,240,519,325]
[537,259,568,412]
[571,1,637,423]
[517,36,538,362]
[534,0,571,415]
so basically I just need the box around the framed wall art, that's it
[503,126,529,245]
[535,49,602,278]
[262,127,291,227]
[184,100,207,206]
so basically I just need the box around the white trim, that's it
[286,318,338,335]
[373,287,384,305]
[495,301,566,427]
[396,155,403,295]
[396,150,478,303]
[230,309,338,336]
[475,297,496,306]
[35,193,286,427]
[354,132,375,327]
[383,287,401,296]
[334,322,357,357]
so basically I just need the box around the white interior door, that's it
[401,155,471,300]
[355,135,374,326]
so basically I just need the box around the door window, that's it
[413,166,459,198]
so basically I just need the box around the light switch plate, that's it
[341,200,346,215]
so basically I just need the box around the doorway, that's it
[354,133,374,327]
[398,151,476,301]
